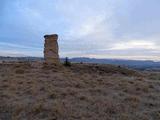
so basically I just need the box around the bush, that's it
[64,57,71,67]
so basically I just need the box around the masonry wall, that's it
[44,34,60,64]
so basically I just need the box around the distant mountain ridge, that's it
[67,57,160,70]
[0,56,160,70]
[0,56,43,61]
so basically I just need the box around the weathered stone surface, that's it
[44,34,60,64]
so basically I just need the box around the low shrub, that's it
[64,57,71,67]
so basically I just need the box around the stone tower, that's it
[44,34,60,64]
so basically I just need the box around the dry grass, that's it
[0,61,160,120]
[15,69,25,74]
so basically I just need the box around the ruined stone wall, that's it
[44,34,60,64]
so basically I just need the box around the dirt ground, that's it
[0,62,160,120]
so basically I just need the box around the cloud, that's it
[57,0,120,54]
[0,0,160,60]
[110,40,159,50]
[0,42,42,57]
[0,50,42,57]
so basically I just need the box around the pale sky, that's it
[0,0,160,60]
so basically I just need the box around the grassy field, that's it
[0,62,160,120]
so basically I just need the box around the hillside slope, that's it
[0,62,160,120]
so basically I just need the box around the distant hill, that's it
[62,57,160,71]
[0,56,43,61]
[1,56,160,70]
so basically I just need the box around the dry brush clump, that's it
[69,63,142,77]
[13,62,32,74]
[15,69,25,74]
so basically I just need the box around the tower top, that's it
[44,34,58,39]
